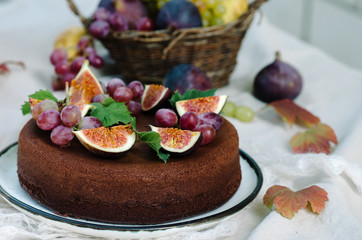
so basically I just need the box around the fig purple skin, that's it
[253,52,302,103]
[164,64,213,94]
[155,0,202,30]
[198,112,223,131]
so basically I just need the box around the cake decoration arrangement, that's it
[17,56,243,224]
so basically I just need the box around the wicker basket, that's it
[66,0,266,88]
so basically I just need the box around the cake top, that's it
[21,60,228,163]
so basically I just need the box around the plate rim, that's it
[0,142,263,232]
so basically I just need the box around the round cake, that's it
[17,113,241,224]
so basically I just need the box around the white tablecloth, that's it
[1,0,362,239]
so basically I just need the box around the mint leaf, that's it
[130,117,170,163]
[90,100,132,127]
[21,89,58,115]
[169,89,217,108]
[21,102,31,115]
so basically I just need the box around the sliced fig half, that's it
[69,60,104,117]
[150,125,202,155]
[73,124,135,157]
[175,95,228,117]
[141,84,172,112]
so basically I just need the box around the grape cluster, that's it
[157,0,226,27]
[92,78,144,115]
[222,101,254,122]
[89,7,153,39]
[50,36,104,91]
[154,109,223,146]
[33,100,104,147]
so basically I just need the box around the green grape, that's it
[211,17,224,26]
[214,4,226,17]
[235,105,254,122]
[203,9,212,21]
[222,101,237,117]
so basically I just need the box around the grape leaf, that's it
[130,117,170,163]
[90,98,132,127]
[269,99,320,127]
[263,185,328,219]
[169,89,217,108]
[290,123,338,154]
[21,89,58,115]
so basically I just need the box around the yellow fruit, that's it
[54,26,87,60]
[223,0,248,24]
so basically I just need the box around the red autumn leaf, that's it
[263,185,328,219]
[269,99,320,127]
[290,123,338,154]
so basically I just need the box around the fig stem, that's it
[275,51,281,61]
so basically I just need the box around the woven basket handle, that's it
[66,0,88,28]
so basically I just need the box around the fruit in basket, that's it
[222,0,248,24]
[95,0,151,31]
[109,12,129,31]
[175,95,228,116]
[89,20,111,38]
[73,124,136,157]
[155,0,202,30]
[149,125,202,155]
[164,64,213,94]
[141,84,172,111]
[253,51,303,103]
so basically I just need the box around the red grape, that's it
[54,60,70,75]
[126,100,141,116]
[77,116,102,130]
[37,110,61,131]
[77,36,92,53]
[32,99,59,120]
[127,80,144,100]
[93,7,111,21]
[179,111,199,131]
[70,56,86,74]
[113,86,133,103]
[61,71,76,86]
[109,12,129,32]
[50,125,74,147]
[60,105,82,127]
[92,93,108,103]
[194,124,216,146]
[154,108,178,127]
[136,17,153,31]
[88,54,104,68]
[106,78,126,96]
[50,48,67,66]
[89,20,110,38]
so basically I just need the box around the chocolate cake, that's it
[17,113,241,224]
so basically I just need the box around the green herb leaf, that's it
[169,89,217,108]
[90,98,132,127]
[21,89,58,115]
[130,117,170,163]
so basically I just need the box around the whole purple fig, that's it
[253,51,302,103]
[155,0,202,30]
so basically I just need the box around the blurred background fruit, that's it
[54,26,87,60]
[147,0,248,27]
